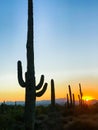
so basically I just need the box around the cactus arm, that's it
[36,75,44,90]
[17,61,26,87]
[36,83,47,97]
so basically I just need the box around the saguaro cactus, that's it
[51,79,55,109]
[17,0,47,130]
[68,85,73,107]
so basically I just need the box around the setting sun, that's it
[82,96,94,102]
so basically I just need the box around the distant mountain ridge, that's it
[0,98,98,106]
[0,98,66,106]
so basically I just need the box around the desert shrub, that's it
[36,105,48,116]
[0,105,24,129]
[64,118,98,130]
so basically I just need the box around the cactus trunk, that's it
[17,0,47,130]
[25,0,35,129]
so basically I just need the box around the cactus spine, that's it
[68,85,73,107]
[17,0,47,130]
[51,79,55,110]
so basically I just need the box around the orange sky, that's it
[0,77,98,102]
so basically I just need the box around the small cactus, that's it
[72,94,75,107]
[51,79,55,110]
[66,93,70,108]
[78,94,81,106]
[79,83,83,106]
[68,85,73,107]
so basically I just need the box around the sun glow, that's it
[82,96,94,102]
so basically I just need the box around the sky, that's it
[0,0,98,101]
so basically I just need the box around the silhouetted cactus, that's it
[68,85,73,107]
[78,94,81,106]
[1,101,6,113]
[17,0,47,129]
[79,83,83,106]
[66,93,70,108]
[72,94,75,107]
[15,101,17,106]
[51,79,55,110]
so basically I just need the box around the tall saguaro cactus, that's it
[17,0,47,129]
